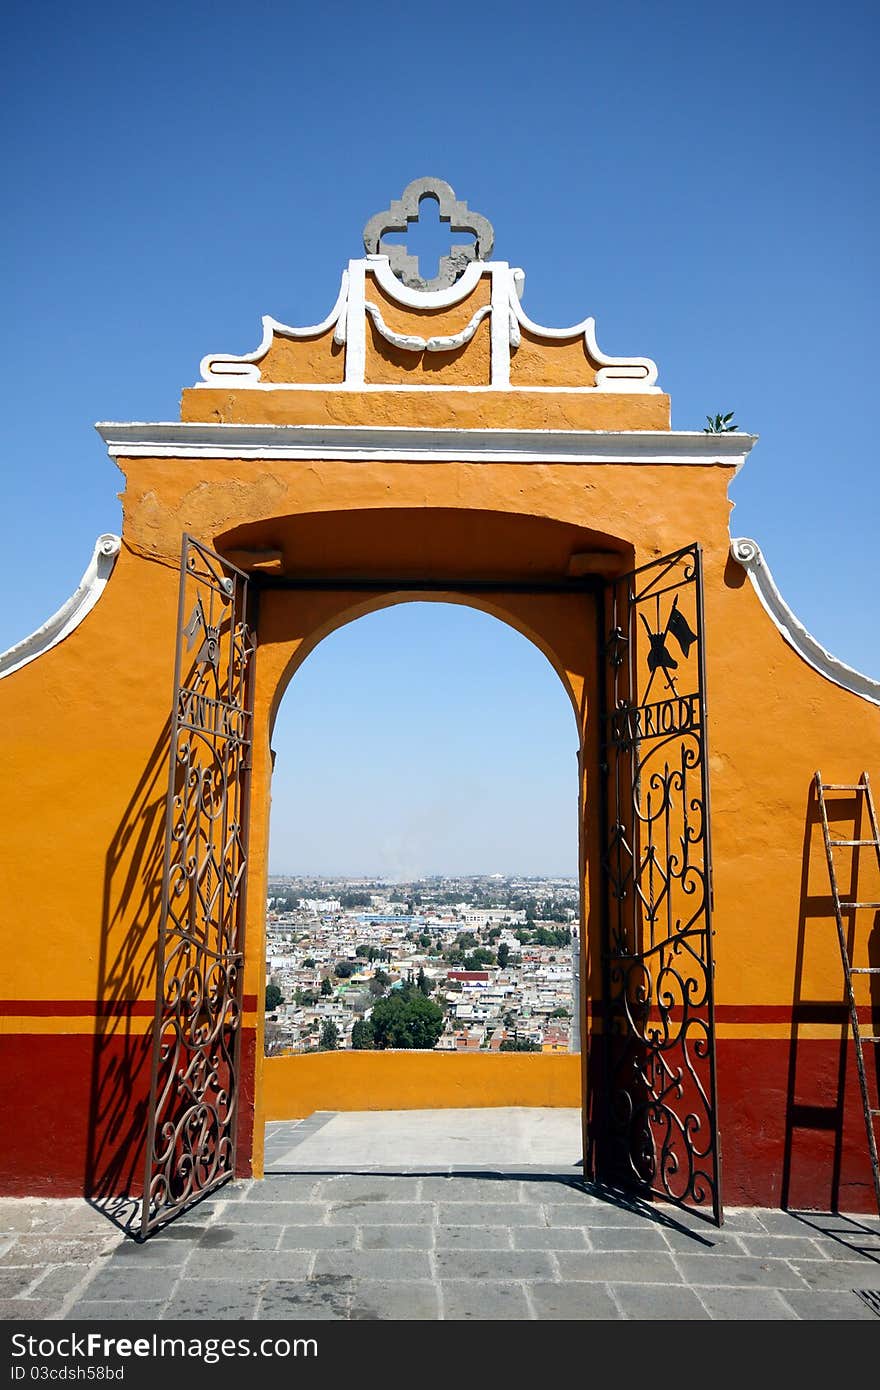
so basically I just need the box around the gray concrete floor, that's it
[2,1110,879,1322]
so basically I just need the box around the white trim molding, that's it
[96,422,757,467]
[364,299,492,354]
[730,537,880,706]
[367,254,486,308]
[0,534,122,680]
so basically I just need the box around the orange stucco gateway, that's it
[1,180,878,1220]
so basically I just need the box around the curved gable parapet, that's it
[199,272,350,385]
[731,537,880,707]
[0,534,122,680]
[507,272,659,390]
[193,258,662,395]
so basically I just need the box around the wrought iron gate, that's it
[141,536,256,1237]
[599,544,722,1223]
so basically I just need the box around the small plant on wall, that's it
[703,412,738,433]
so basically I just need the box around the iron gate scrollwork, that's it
[141,536,256,1237]
[599,544,722,1223]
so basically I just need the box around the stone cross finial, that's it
[362,177,495,292]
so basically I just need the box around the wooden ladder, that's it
[815,771,880,1213]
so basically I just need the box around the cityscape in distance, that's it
[265,875,580,1056]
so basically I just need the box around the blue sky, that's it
[2,1,876,874]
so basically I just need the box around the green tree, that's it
[355,944,370,958]
[500,1037,541,1052]
[319,1020,340,1051]
[334,961,355,978]
[265,982,284,1012]
[320,977,333,998]
[302,957,316,968]
[416,966,430,996]
[497,942,510,970]
[340,891,371,907]
[373,968,391,986]
[462,948,495,970]
[368,977,386,998]
[351,1019,375,1050]
[418,933,432,949]
[370,992,444,1050]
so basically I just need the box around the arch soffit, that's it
[265,591,584,743]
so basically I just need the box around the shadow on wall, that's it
[84,716,170,1233]
[782,780,880,1211]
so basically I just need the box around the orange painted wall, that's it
[264,1052,581,1119]
[1,264,878,1209]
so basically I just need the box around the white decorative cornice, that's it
[0,534,122,680]
[96,422,757,467]
[731,537,880,706]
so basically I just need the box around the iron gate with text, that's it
[598,544,722,1223]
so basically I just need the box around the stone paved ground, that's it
[2,1174,879,1322]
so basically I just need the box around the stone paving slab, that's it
[2,1124,880,1323]
[259,1281,351,1321]
[220,1200,324,1224]
[611,1284,709,1319]
[434,1226,512,1250]
[555,1250,684,1283]
[316,1175,423,1201]
[440,1281,533,1320]
[436,1200,535,1226]
[675,1255,811,1289]
[163,1281,266,1321]
[587,1225,671,1252]
[0,1298,57,1321]
[434,1249,556,1281]
[280,1225,361,1250]
[183,1250,312,1282]
[47,1301,169,1322]
[513,1227,587,1250]
[696,1288,799,1320]
[787,1258,880,1291]
[735,1234,830,1261]
[528,1281,620,1319]
[360,1226,434,1250]
[311,1250,431,1281]
[327,1200,436,1225]
[782,1289,880,1320]
[350,1280,442,1320]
